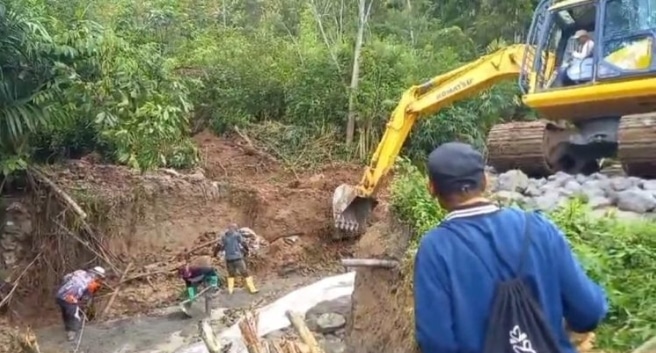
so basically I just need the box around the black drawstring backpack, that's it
[481,211,562,353]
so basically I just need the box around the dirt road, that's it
[35,275,328,353]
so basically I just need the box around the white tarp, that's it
[174,272,356,353]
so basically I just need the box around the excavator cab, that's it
[488,0,656,178]
[521,0,655,93]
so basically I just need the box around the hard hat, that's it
[574,29,589,39]
[89,266,106,278]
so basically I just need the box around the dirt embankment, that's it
[0,130,382,331]
[346,219,418,353]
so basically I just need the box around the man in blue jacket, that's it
[213,223,259,294]
[413,142,608,353]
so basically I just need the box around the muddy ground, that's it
[0,130,390,352]
[35,274,335,353]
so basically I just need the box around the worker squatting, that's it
[54,223,257,343]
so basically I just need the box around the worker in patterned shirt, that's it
[55,266,105,341]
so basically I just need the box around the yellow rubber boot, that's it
[245,276,259,294]
[227,277,235,294]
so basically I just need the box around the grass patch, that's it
[390,159,656,352]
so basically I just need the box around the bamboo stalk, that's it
[285,311,323,353]
[99,262,133,319]
[199,319,222,353]
[238,312,262,353]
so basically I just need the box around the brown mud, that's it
[33,274,332,353]
[0,130,389,352]
[346,219,417,353]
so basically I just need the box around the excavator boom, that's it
[334,44,533,233]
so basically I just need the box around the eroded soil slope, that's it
[1,130,386,332]
[346,220,417,353]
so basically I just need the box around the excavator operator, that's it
[571,29,595,60]
[556,29,595,86]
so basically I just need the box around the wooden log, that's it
[199,319,222,353]
[28,166,87,219]
[285,311,324,353]
[99,262,133,319]
[340,258,398,268]
[238,312,262,353]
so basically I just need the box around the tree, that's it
[346,0,373,145]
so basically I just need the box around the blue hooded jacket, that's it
[414,205,608,353]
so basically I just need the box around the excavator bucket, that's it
[332,184,375,232]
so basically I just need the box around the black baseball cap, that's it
[427,142,486,194]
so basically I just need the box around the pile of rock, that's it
[239,227,269,254]
[492,170,656,218]
[214,227,270,262]
[264,295,350,353]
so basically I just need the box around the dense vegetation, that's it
[390,160,656,352]
[0,0,540,175]
[2,0,654,349]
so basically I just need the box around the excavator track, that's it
[486,121,555,177]
[618,113,656,178]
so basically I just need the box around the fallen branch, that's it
[119,267,177,285]
[199,319,222,353]
[29,167,120,273]
[10,326,41,353]
[285,310,323,353]
[28,166,87,219]
[117,236,233,286]
[179,238,220,259]
[341,258,399,269]
[0,253,42,309]
[98,262,133,319]
[54,221,117,272]
[119,237,221,285]
[238,311,262,353]
[233,127,277,164]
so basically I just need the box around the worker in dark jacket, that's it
[413,142,608,353]
[55,266,105,341]
[214,223,258,294]
[178,256,220,302]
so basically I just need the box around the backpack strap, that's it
[515,211,534,276]
[439,210,534,279]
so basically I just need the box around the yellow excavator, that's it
[333,0,656,233]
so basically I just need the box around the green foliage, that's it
[1,0,536,175]
[390,159,656,352]
[0,0,198,174]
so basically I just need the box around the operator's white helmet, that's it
[89,266,106,278]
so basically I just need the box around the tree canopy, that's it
[0,0,540,174]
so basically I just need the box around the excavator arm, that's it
[333,44,531,232]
